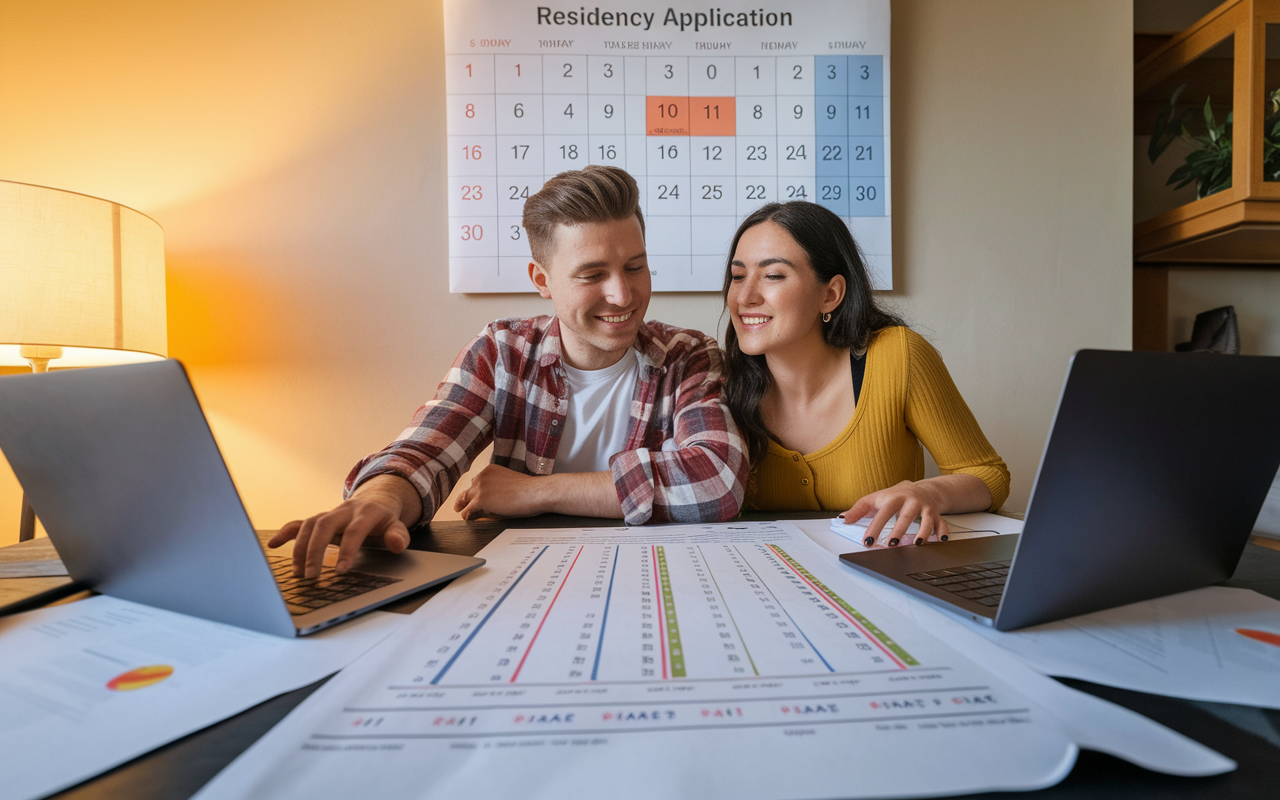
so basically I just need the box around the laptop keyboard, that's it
[267,554,402,616]
[906,560,1012,608]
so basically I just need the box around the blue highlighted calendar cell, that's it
[815,56,849,96]
[849,177,886,216]
[446,43,890,293]
[848,56,885,96]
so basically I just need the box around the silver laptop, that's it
[840,350,1280,631]
[0,360,483,636]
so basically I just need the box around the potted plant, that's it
[1149,84,1280,199]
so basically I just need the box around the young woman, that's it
[722,201,1009,546]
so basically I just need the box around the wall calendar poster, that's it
[444,1,891,292]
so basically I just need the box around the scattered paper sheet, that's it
[0,595,404,800]
[196,521,1082,800]
[789,518,1236,776]
[951,586,1280,709]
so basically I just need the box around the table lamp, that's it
[0,179,167,541]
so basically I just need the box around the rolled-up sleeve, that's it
[903,330,1011,511]
[345,330,498,521]
[609,337,748,524]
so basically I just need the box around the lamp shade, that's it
[0,180,166,367]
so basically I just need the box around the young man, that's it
[272,166,747,577]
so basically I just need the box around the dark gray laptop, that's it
[0,360,483,637]
[840,350,1280,631]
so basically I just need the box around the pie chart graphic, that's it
[1234,628,1280,647]
[106,665,175,691]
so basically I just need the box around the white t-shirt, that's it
[552,348,641,474]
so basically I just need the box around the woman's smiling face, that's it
[727,220,841,357]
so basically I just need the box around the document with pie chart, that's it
[0,594,403,800]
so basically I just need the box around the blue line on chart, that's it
[733,545,835,673]
[431,546,548,685]
[591,545,620,681]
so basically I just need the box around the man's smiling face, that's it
[529,215,651,370]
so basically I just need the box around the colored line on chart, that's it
[591,545,620,681]
[698,545,759,676]
[511,546,584,682]
[431,546,548,685]
[734,545,835,673]
[1236,628,1280,647]
[768,544,916,668]
[651,545,668,679]
[656,546,686,678]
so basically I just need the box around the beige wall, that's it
[0,0,1133,546]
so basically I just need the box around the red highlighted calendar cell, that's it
[647,96,736,136]
[691,97,736,136]
[646,96,690,135]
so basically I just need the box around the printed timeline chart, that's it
[444,0,892,292]
[416,536,916,687]
[193,523,1078,800]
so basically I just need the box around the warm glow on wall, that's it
[0,0,434,213]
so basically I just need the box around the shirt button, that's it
[552,420,558,426]
[792,454,800,462]
[801,478,810,486]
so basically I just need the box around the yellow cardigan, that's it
[746,326,1010,512]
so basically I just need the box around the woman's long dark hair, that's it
[721,202,905,466]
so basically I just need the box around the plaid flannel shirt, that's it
[345,316,747,525]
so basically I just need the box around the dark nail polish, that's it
[915,536,925,546]
[940,534,949,542]
[888,538,899,547]
[863,536,875,546]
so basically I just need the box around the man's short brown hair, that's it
[522,165,646,265]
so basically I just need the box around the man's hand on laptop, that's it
[269,475,423,578]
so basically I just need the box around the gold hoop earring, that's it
[822,312,832,323]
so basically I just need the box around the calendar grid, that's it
[448,51,889,293]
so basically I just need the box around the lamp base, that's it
[16,348,59,540]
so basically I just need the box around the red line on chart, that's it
[766,544,907,670]
[653,544,668,680]
[510,546,584,682]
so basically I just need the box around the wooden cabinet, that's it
[1134,0,1280,350]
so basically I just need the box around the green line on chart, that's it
[656,546,686,678]
[770,546,920,667]
[697,546,759,676]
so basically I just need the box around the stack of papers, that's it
[193,521,1232,800]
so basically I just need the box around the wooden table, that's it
[5,516,1280,800]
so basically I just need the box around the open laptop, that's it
[839,350,1280,631]
[0,360,483,637]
